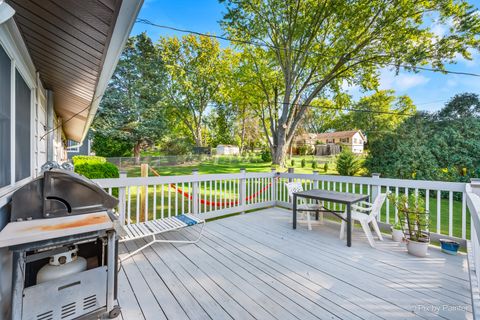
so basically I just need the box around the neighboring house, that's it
[0,0,142,318]
[67,131,93,159]
[66,138,92,159]
[293,130,367,155]
[216,144,240,156]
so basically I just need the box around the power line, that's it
[39,104,91,141]
[277,101,416,116]
[136,18,480,78]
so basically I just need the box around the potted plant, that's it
[391,222,404,242]
[389,194,430,257]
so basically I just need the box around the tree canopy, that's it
[220,0,480,164]
[365,93,480,182]
[92,33,167,160]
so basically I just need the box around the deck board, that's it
[117,208,473,320]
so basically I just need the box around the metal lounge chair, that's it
[119,214,205,261]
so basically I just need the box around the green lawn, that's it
[125,155,337,177]
[117,155,468,239]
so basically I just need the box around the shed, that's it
[216,145,240,155]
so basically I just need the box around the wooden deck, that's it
[117,207,473,320]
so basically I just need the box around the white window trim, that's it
[0,19,37,198]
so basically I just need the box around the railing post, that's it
[371,173,381,202]
[288,167,294,182]
[139,163,148,222]
[313,170,319,189]
[192,169,199,215]
[271,167,277,203]
[240,168,247,213]
[117,172,127,226]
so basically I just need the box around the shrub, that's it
[290,159,295,167]
[312,161,318,169]
[301,158,306,168]
[324,162,329,172]
[72,155,106,165]
[74,162,119,179]
[336,150,361,176]
[261,149,272,162]
[297,145,314,156]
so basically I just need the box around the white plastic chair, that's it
[339,193,387,247]
[285,182,324,230]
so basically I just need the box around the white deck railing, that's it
[94,169,470,241]
[466,181,480,317]
[94,169,277,222]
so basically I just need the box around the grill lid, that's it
[11,170,118,221]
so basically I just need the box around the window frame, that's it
[0,26,36,197]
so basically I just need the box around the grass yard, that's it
[125,155,337,177]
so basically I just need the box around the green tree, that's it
[335,90,416,143]
[221,0,480,165]
[92,33,167,162]
[366,93,480,181]
[91,132,133,157]
[438,93,480,119]
[336,149,361,176]
[159,35,233,147]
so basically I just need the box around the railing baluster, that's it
[127,186,131,224]
[394,187,399,223]
[145,185,149,222]
[153,185,157,219]
[220,179,223,209]
[215,180,218,209]
[462,192,467,239]
[209,180,212,212]
[136,186,140,223]
[437,190,441,233]
[449,191,453,236]
[188,182,191,213]
[204,181,207,213]
[168,184,171,218]
[181,182,184,214]
[231,178,234,206]
[386,186,390,224]
[425,189,430,227]
[175,183,178,216]
[161,184,164,219]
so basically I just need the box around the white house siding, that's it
[350,132,364,154]
[0,17,66,319]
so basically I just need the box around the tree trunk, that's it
[239,116,246,155]
[271,128,289,166]
[133,142,142,165]
[194,127,203,147]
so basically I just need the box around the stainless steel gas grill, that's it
[0,169,121,320]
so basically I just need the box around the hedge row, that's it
[73,156,119,179]
[72,155,107,165]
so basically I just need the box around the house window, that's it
[15,70,31,181]
[67,140,79,153]
[0,46,11,188]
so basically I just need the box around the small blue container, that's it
[440,239,460,255]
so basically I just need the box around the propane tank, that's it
[37,246,87,284]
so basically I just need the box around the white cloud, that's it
[379,69,430,91]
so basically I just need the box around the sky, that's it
[131,0,480,112]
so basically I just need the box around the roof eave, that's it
[79,0,143,144]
